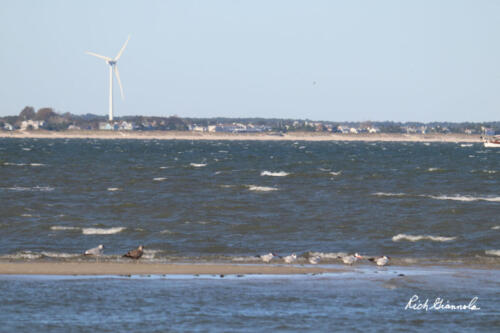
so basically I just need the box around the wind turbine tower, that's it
[86,36,130,122]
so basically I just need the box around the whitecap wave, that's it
[426,195,500,203]
[153,177,167,181]
[51,226,80,231]
[460,144,473,147]
[190,163,207,167]
[485,250,500,256]
[427,167,445,172]
[260,171,289,177]
[82,227,126,235]
[107,187,121,191]
[142,249,160,260]
[372,192,405,197]
[492,226,500,230]
[8,186,54,192]
[247,185,278,192]
[41,252,80,258]
[30,163,45,167]
[392,234,456,242]
[1,251,43,260]
[330,171,342,176]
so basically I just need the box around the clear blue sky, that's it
[1,0,499,122]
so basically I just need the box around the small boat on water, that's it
[484,135,500,148]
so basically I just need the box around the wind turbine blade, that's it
[86,51,112,61]
[114,65,124,100]
[114,35,130,61]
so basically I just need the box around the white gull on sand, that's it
[257,253,276,263]
[283,253,297,264]
[368,255,390,266]
[338,253,362,265]
[84,244,104,256]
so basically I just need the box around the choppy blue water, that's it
[1,138,499,331]
[0,267,498,332]
[1,138,499,265]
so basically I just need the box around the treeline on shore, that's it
[0,106,497,134]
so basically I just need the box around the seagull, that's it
[256,253,277,263]
[123,245,144,259]
[338,253,363,265]
[84,244,104,256]
[283,253,297,264]
[368,255,390,266]
[308,255,320,265]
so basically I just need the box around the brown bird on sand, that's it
[123,245,144,259]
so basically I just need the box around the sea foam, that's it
[372,192,405,197]
[8,186,54,192]
[392,234,456,242]
[247,185,278,192]
[485,250,500,256]
[190,163,207,167]
[260,171,289,177]
[51,226,80,231]
[82,227,126,235]
[426,195,500,203]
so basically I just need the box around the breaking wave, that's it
[153,177,167,181]
[372,192,405,197]
[426,195,500,203]
[7,186,54,192]
[82,227,126,235]
[51,226,80,231]
[190,163,207,167]
[392,234,456,242]
[485,250,500,256]
[107,187,121,191]
[260,171,289,177]
[247,185,278,192]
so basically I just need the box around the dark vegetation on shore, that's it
[0,106,498,134]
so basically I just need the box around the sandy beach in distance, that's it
[0,130,482,142]
[0,262,344,275]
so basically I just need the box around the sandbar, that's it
[0,130,481,142]
[0,262,346,276]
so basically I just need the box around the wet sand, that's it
[0,130,481,142]
[0,262,346,275]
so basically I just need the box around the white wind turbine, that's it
[86,36,130,122]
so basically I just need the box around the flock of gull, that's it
[84,244,144,259]
[257,252,391,266]
[84,245,389,266]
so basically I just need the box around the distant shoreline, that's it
[0,130,482,142]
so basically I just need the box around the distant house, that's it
[336,126,349,134]
[464,129,474,135]
[99,122,113,130]
[349,127,359,134]
[20,120,44,130]
[3,123,13,131]
[368,127,380,134]
[215,123,247,133]
[67,124,81,130]
[190,125,207,132]
[119,121,133,130]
